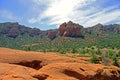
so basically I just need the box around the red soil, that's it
[0,48,120,80]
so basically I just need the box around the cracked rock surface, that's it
[0,48,120,80]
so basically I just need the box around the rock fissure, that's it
[32,74,49,80]
[15,60,43,70]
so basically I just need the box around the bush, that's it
[101,49,110,66]
[96,49,101,55]
[112,53,119,67]
[59,49,66,54]
[118,50,120,57]
[23,46,31,51]
[72,48,77,53]
[90,53,100,64]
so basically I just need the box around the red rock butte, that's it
[58,21,84,38]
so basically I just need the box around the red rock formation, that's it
[59,22,67,36]
[0,22,42,38]
[7,27,19,38]
[0,48,120,80]
[28,28,41,37]
[0,63,48,80]
[58,21,84,38]
[47,31,56,40]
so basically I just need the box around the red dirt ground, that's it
[0,48,120,80]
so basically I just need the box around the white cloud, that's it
[30,0,96,24]
[28,0,120,28]
[40,0,97,25]
[81,6,120,27]
[85,10,120,26]
[28,18,37,24]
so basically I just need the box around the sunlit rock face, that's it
[58,21,84,38]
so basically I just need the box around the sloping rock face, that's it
[93,23,104,32]
[85,23,120,35]
[47,31,56,40]
[0,48,120,80]
[0,63,48,80]
[39,63,120,80]
[104,24,120,34]
[47,30,57,40]
[0,22,41,38]
[93,23,105,37]
[58,21,84,38]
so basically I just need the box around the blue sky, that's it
[0,0,120,30]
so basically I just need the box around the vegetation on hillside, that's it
[0,22,120,67]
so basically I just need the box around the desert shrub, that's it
[59,49,66,54]
[89,49,95,54]
[72,48,77,53]
[84,48,89,53]
[112,53,119,67]
[90,53,100,64]
[90,56,100,64]
[42,49,47,53]
[71,55,77,58]
[23,46,31,51]
[101,49,110,66]
[91,46,95,50]
[118,50,120,57]
[96,48,101,55]
[108,50,114,58]
[78,49,85,54]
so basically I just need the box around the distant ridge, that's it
[0,21,120,50]
[0,21,120,39]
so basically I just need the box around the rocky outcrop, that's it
[58,21,84,38]
[47,30,57,40]
[39,63,120,80]
[0,22,120,39]
[0,22,42,38]
[85,23,120,35]
[0,63,49,80]
[0,48,120,80]
[28,28,41,37]
[1,62,120,80]
[104,24,120,34]
[93,23,105,37]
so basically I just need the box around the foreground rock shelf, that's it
[0,48,120,80]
